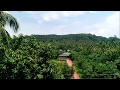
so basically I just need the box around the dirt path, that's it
[72,72,80,79]
[67,58,80,79]
[67,58,72,67]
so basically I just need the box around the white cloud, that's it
[6,11,119,38]
[87,12,119,38]
[42,13,59,22]
[3,11,9,13]
[23,11,96,22]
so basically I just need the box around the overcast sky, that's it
[5,11,119,38]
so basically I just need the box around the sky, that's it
[5,11,119,38]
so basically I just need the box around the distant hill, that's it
[25,34,120,43]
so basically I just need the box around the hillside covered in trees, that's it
[25,34,120,79]
[0,11,74,79]
[1,11,120,79]
[1,33,120,79]
[0,35,74,79]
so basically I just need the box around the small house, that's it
[57,52,71,60]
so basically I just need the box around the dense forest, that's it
[0,11,73,79]
[0,34,74,79]
[25,34,120,79]
[1,33,120,79]
[1,11,120,79]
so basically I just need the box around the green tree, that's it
[0,11,19,44]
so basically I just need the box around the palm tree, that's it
[0,11,19,45]
[0,11,19,38]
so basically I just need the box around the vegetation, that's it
[0,11,72,79]
[0,35,73,79]
[28,34,120,79]
[1,32,120,79]
[0,11,120,79]
[49,60,74,79]
[0,11,19,46]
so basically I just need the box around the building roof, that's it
[59,52,71,57]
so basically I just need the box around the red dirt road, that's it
[72,72,80,79]
[67,58,72,67]
[66,58,80,79]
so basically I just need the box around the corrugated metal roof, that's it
[59,52,70,57]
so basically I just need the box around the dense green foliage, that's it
[0,11,73,79]
[0,11,19,40]
[0,35,72,79]
[28,34,120,79]
[1,33,120,79]
[1,11,120,79]
[49,60,74,79]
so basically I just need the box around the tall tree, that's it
[0,11,19,39]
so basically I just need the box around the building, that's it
[57,52,71,60]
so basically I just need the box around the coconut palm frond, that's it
[0,11,19,33]
[0,27,10,39]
